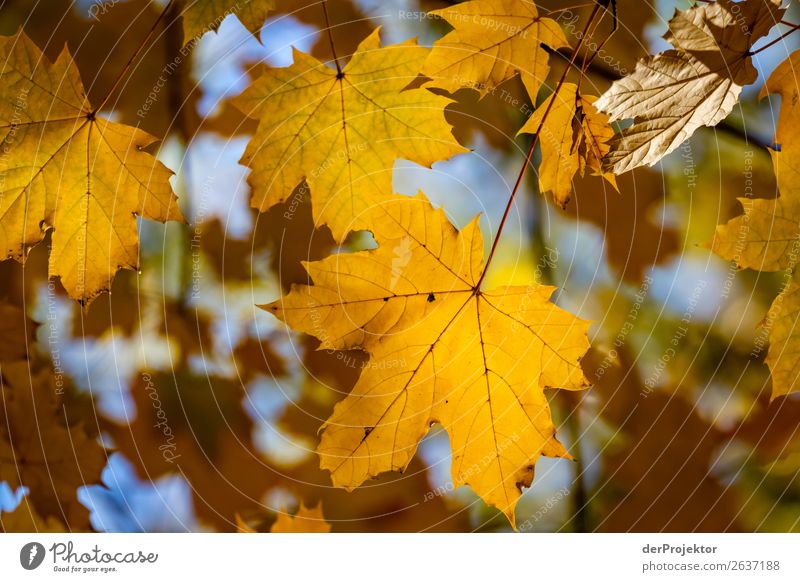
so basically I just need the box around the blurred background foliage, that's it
[0,0,799,532]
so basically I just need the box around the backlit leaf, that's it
[180,0,274,45]
[0,31,183,304]
[711,50,800,399]
[595,0,783,174]
[421,0,568,99]
[519,82,616,207]
[265,194,590,526]
[233,29,466,242]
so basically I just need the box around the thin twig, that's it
[753,22,800,54]
[322,0,343,75]
[94,0,176,114]
[477,3,604,289]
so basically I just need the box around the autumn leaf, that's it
[421,0,568,100]
[758,48,800,162]
[4,0,203,138]
[180,0,273,45]
[264,194,591,526]
[233,28,466,242]
[6,0,800,538]
[595,0,784,174]
[275,363,472,532]
[711,194,800,277]
[0,503,68,533]
[271,503,331,533]
[762,276,800,400]
[0,304,36,361]
[585,348,742,532]
[518,82,616,207]
[0,361,106,529]
[106,368,279,531]
[711,51,800,400]
[711,189,800,400]
[0,31,183,304]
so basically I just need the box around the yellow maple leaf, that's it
[270,502,331,533]
[421,0,568,99]
[180,0,274,45]
[518,82,617,207]
[0,31,183,304]
[233,28,466,242]
[595,0,784,174]
[264,194,591,526]
[759,48,800,161]
[711,50,800,400]
[712,191,800,400]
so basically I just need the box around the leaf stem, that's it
[476,2,604,289]
[321,0,343,75]
[543,2,597,15]
[93,0,176,115]
[752,22,800,55]
[578,7,617,87]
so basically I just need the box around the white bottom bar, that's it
[0,534,797,581]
